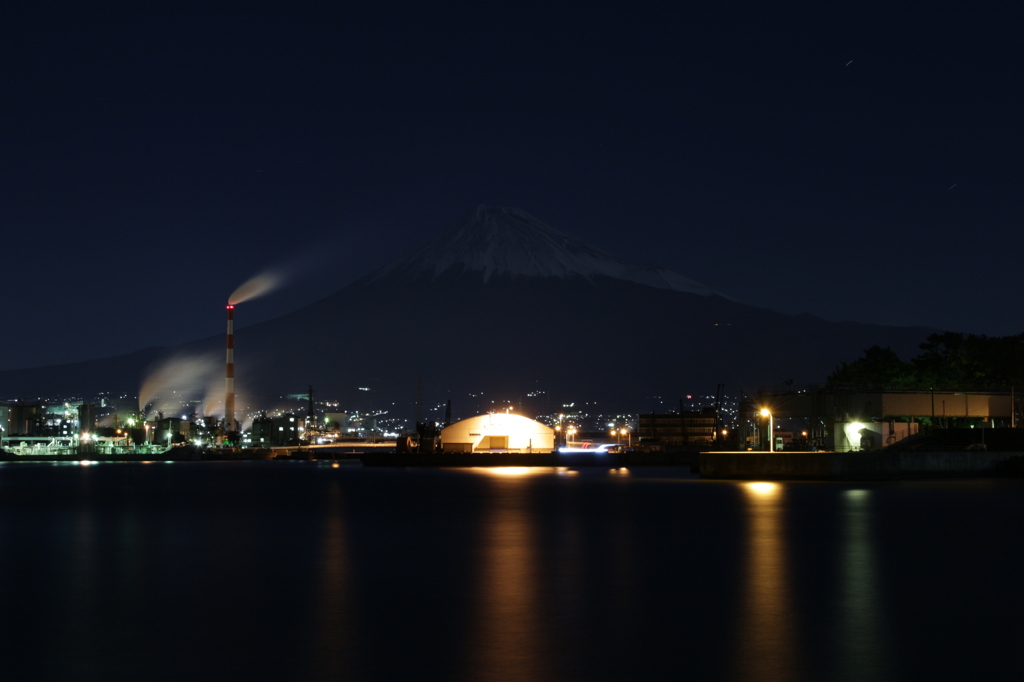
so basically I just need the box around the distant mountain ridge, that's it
[369,205,724,297]
[0,206,936,419]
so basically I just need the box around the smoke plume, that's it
[229,271,283,305]
[139,354,220,415]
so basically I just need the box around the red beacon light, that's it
[226,304,235,309]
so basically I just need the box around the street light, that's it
[760,408,774,452]
[619,427,630,448]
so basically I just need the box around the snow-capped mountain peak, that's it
[370,205,724,297]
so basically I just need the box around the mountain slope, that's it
[0,206,935,418]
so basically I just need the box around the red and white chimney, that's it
[225,304,235,432]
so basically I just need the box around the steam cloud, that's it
[229,272,283,305]
[227,234,353,306]
[138,354,220,415]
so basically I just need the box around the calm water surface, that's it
[0,463,1021,681]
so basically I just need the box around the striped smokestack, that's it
[225,304,235,432]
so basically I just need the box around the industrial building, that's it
[151,417,191,447]
[440,413,554,453]
[1,400,96,440]
[250,412,304,447]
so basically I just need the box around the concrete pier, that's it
[698,450,1024,480]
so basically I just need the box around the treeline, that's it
[828,332,1024,391]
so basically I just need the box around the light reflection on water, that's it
[1,465,1023,682]
[65,476,100,673]
[734,481,802,682]
[836,489,889,682]
[466,469,643,682]
[307,480,358,681]
[469,478,550,682]
[469,466,572,477]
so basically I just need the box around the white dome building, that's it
[440,413,555,454]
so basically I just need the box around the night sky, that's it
[3,1,1022,372]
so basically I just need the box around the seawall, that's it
[698,450,1024,480]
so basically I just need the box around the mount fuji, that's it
[0,206,931,418]
[369,205,722,297]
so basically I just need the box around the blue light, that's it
[558,444,614,455]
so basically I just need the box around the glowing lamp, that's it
[759,408,774,452]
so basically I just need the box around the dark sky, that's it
[2,1,1022,371]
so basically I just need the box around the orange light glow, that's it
[480,467,535,476]
[735,478,797,679]
[744,481,780,496]
[471,467,569,477]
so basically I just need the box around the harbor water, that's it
[0,462,1021,681]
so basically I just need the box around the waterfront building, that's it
[637,408,717,450]
[440,413,554,453]
[757,388,1008,451]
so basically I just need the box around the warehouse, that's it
[440,413,554,453]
